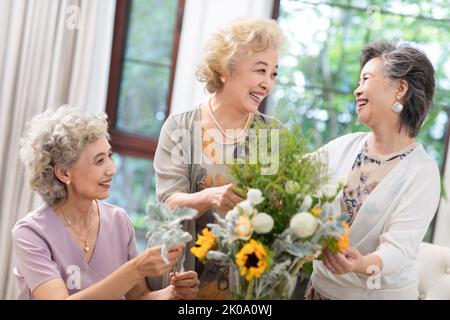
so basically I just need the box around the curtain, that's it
[0,0,116,300]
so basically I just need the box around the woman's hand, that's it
[170,271,199,300]
[322,248,383,276]
[133,244,184,278]
[322,248,364,275]
[207,184,245,214]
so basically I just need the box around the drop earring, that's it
[392,96,403,113]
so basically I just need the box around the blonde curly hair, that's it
[19,106,109,206]
[196,18,285,94]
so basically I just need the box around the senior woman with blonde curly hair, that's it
[12,106,199,300]
[152,18,284,299]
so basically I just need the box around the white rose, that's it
[320,184,337,199]
[285,180,299,194]
[247,188,264,205]
[237,199,254,217]
[290,212,318,238]
[338,175,348,187]
[234,215,253,240]
[299,195,313,211]
[251,212,274,234]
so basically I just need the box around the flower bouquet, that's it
[190,124,349,299]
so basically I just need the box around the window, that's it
[105,0,185,250]
[272,0,450,241]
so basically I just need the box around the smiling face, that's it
[354,57,400,129]
[220,47,279,113]
[65,136,115,201]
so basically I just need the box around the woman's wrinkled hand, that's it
[133,244,184,278]
[208,183,245,214]
[169,271,199,300]
[322,247,364,275]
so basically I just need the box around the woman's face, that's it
[221,47,279,113]
[354,57,399,129]
[66,135,115,201]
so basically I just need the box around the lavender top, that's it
[11,201,139,299]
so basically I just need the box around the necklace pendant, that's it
[84,245,89,253]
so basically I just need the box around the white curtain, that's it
[0,0,116,300]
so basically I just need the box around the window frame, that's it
[105,0,185,160]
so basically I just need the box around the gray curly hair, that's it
[19,106,109,206]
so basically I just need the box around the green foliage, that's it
[228,121,327,238]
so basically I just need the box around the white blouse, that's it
[311,132,440,299]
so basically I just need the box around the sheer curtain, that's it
[0,0,116,299]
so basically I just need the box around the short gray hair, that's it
[360,41,436,137]
[20,106,109,206]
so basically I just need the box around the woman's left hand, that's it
[322,247,364,275]
[169,271,199,300]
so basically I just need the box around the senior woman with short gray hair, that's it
[305,41,440,300]
[12,106,198,299]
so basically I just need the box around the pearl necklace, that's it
[208,98,252,141]
[62,205,94,253]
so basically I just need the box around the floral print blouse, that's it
[341,141,418,226]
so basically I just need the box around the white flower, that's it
[299,195,313,211]
[285,180,299,194]
[225,207,239,221]
[338,175,348,187]
[247,188,264,205]
[251,212,274,234]
[290,212,318,238]
[234,215,253,240]
[320,184,337,199]
[237,200,254,216]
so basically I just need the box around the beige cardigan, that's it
[150,108,280,290]
[311,132,441,299]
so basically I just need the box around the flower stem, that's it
[290,258,306,277]
[245,279,255,300]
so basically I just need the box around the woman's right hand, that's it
[133,245,184,278]
[207,183,245,214]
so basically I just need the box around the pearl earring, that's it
[66,181,71,185]
[392,96,403,113]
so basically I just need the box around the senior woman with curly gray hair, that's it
[12,106,198,300]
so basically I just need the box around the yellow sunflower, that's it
[235,240,269,281]
[191,228,217,260]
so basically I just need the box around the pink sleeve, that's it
[121,210,139,260]
[12,224,62,294]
